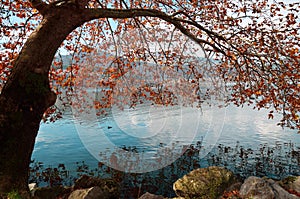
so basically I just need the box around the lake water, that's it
[32,104,300,174]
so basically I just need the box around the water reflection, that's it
[30,139,300,198]
[32,104,299,173]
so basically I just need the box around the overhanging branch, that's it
[76,0,91,8]
[82,8,226,55]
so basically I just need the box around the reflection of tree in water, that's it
[29,141,300,198]
[207,141,300,180]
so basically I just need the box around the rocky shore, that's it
[30,166,300,199]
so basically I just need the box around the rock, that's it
[28,183,37,196]
[33,186,72,199]
[280,176,300,194]
[28,183,37,191]
[239,176,299,199]
[138,192,165,199]
[290,177,300,193]
[239,176,274,199]
[74,175,104,189]
[267,179,299,199]
[223,182,243,199]
[73,175,120,199]
[173,166,236,199]
[68,186,105,199]
[225,182,242,193]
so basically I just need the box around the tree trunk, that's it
[0,6,87,197]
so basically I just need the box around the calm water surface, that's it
[32,104,300,171]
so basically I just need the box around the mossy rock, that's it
[173,166,237,199]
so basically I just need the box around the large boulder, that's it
[73,175,120,198]
[239,176,299,199]
[239,176,274,199]
[173,166,236,199]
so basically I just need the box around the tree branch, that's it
[82,8,226,55]
[29,0,48,15]
[75,0,90,8]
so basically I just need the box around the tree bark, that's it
[0,4,87,197]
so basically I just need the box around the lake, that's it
[31,103,300,189]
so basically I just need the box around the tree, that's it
[0,0,299,197]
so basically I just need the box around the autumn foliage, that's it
[1,0,300,129]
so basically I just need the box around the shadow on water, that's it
[30,140,300,198]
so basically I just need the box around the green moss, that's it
[175,167,235,199]
[7,191,22,199]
